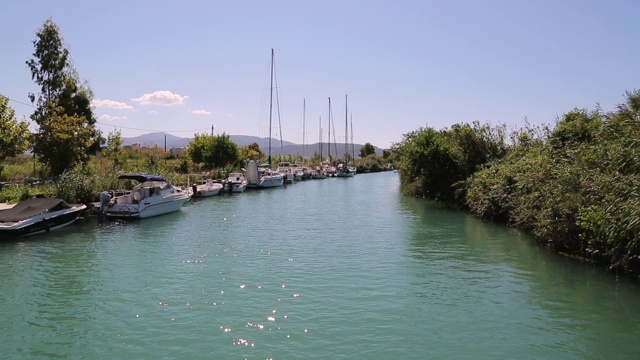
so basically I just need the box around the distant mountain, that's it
[122,132,384,157]
[122,132,190,149]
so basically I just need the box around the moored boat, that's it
[225,172,248,193]
[276,162,296,184]
[246,160,284,189]
[104,173,191,219]
[192,178,224,198]
[0,197,86,238]
[336,161,355,177]
[245,50,285,190]
[310,166,327,179]
[299,165,312,180]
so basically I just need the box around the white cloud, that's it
[92,99,133,109]
[98,114,128,121]
[131,90,189,106]
[192,109,211,115]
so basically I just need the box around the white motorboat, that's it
[276,162,296,184]
[225,172,248,193]
[192,178,224,198]
[0,197,86,238]
[290,163,305,181]
[104,174,191,219]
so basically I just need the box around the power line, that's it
[97,122,209,133]
[1,93,209,134]
[2,95,33,108]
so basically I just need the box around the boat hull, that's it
[259,176,284,188]
[226,182,248,193]
[195,189,221,197]
[0,205,86,238]
[192,184,223,197]
[105,195,190,219]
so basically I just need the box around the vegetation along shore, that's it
[393,90,640,279]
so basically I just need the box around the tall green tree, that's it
[0,95,31,161]
[359,142,376,158]
[188,133,238,169]
[26,18,99,177]
[102,129,125,171]
[238,142,264,164]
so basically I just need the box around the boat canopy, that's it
[118,174,167,183]
[0,198,68,222]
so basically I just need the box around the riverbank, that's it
[393,91,640,279]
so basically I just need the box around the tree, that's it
[359,142,376,158]
[187,133,238,169]
[0,96,31,161]
[238,142,264,165]
[102,129,125,171]
[26,18,99,177]
[393,127,463,202]
[32,100,97,177]
[210,133,238,167]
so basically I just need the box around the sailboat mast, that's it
[345,94,348,163]
[319,116,322,161]
[268,48,274,167]
[303,98,306,160]
[328,97,331,162]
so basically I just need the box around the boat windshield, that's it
[133,181,170,190]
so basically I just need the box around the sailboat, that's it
[246,49,285,189]
[323,97,337,177]
[311,115,327,179]
[336,95,355,178]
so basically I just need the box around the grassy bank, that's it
[393,90,640,278]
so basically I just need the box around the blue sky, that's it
[1,0,638,149]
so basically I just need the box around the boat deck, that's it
[0,203,16,210]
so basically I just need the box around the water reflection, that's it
[1,222,99,358]
[398,193,640,358]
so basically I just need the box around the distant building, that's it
[170,147,185,157]
[131,142,141,149]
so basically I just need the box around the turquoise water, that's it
[1,172,639,359]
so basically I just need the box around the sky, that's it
[1,0,639,149]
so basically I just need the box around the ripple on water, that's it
[2,173,640,359]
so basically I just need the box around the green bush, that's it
[55,168,100,204]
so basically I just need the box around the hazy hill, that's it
[122,132,384,157]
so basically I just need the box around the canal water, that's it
[1,171,639,359]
